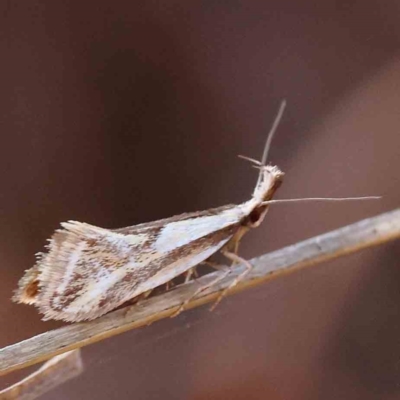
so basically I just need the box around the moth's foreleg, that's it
[209,249,253,311]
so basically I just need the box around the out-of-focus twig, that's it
[1,208,399,377]
[0,350,83,399]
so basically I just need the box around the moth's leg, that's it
[138,289,153,302]
[122,289,153,308]
[203,260,223,270]
[183,267,196,284]
[165,280,175,291]
[209,249,252,311]
[123,289,154,316]
[183,266,200,284]
[171,262,230,318]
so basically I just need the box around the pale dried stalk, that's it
[1,208,399,377]
[0,350,83,399]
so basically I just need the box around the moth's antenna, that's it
[239,100,286,171]
[238,155,261,165]
[261,196,381,206]
[260,100,286,167]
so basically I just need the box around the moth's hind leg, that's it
[209,249,252,311]
[170,261,230,318]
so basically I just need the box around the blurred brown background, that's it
[1,1,399,399]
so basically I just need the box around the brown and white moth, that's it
[12,101,287,322]
[12,102,377,322]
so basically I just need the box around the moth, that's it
[13,102,377,322]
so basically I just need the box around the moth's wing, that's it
[14,204,245,322]
[114,204,237,234]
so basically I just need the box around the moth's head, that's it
[240,163,283,228]
[252,164,284,202]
